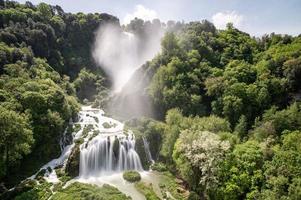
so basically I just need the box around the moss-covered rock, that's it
[92,116,99,123]
[36,168,47,178]
[112,137,120,158]
[102,122,117,129]
[89,130,100,141]
[51,182,131,200]
[47,166,52,173]
[65,144,80,177]
[73,124,81,133]
[74,138,84,145]
[123,170,141,183]
[82,124,94,138]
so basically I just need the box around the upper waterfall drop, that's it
[93,22,163,93]
[93,24,140,92]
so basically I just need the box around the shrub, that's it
[151,162,167,172]
[102,122,112,128]
[123,170,141,183]
[135,182,160,200]
[51,182,130,200]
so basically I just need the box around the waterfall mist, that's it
[93,22,163,92]
[93,21,164,119]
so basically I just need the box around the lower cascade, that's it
[29,106,153,200]
[77,106,143,177]
[79,132,143,176]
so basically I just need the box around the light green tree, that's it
[0,106,33,177]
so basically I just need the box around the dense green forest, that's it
[1,0,301,200]
[131,22,301,199]
[0,0,114,187]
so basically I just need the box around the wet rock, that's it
[112,137,120,158]
[36,168,47,178]
[135,136,149,169]
[65,144,80,177]
[47,166,52,173]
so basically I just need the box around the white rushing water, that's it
[28,106,163,200]
[79,106,143,177]
[93,24,163,93]
[142,136,155,164]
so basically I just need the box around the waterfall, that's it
[93,24,140,92]
[29,106,144,183]
[78,106,143,177]
[142,137,154,164]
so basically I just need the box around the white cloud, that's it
[212,11,244,29]
[123,5,158,25]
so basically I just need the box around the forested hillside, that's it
[1,0,301,199]
[125,21,301,199]
[0,0,115,187]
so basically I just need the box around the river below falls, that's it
[69,171,163,200]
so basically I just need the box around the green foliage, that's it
[73,68,107,102]
[234,115,248,139]
[135,182,160,200]
[0,106,33,177]
[0,2,115,188]
[188,191,201,200]
[214,141,265,200]
[37,3,52,20]
[14,181,52,200]
[78,13,301,200]
[159,171,188,200]
[160,108,185,159]
[1,3,301,200]
[173,130,230,195]
[151,162,167,172]
[149,56,208,116]
[252,103,301,141]
[146,21,301,130]
[160,108,231,164]
[0,1,118,76]
[52,182,131,200]
[123,170,142,182]
[261,131,301,199]
[125,117,164,168]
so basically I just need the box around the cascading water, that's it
[142,137,154,164]
[28,106,160,200]
[30,106,143,180]
[79,133,143,176]
[93,24,140,92]
[78,106,143,177]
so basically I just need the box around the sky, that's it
[15,0,301,36]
